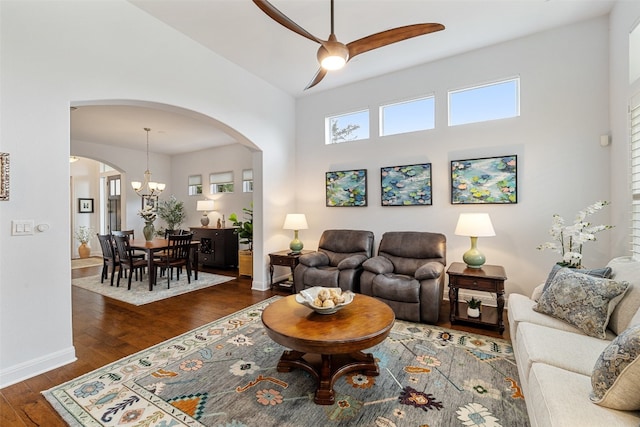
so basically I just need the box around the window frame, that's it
[448,77,521,127]
[379,95,435,136]
[325,109,370,145]
[188,174,203,196]
[209,171,234,194]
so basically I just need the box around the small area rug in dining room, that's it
[71,272,234,306]
[43,296,529,427]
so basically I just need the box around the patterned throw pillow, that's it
[542,264,612,293]
[590,324,640,410]
[534,268,629,339]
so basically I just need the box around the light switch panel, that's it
[12,220,35,236]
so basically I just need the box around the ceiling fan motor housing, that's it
[317,40,349,70]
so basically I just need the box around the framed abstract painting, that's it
[325,169,367,207]
[451,155,517,204]
[381,163,432,206]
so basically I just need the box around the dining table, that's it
[129,238,200,291]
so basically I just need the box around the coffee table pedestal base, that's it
[277,350,379,405]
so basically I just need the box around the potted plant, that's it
[229,204,253,277]
[157,195,186,233]
[74,225,94,258]
[466,297,482,318]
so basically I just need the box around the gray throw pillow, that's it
[534,268,629,339]
[590,324,640,410]
[542,264,612,293]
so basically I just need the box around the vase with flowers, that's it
[74,225,94,258]
[537,201,613,268]
[138,204,157,241]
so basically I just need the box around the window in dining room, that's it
[188,174,203,195]
[210,171,234,193]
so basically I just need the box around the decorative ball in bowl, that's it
[295,286,354,314]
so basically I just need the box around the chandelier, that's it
[131,127,165,197]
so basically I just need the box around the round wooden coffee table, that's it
[261,293,395,405]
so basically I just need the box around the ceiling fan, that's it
[252,0,445,90]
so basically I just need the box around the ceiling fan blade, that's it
[305,68,328,90]
[347,23,445,60]
[253,0,323,45]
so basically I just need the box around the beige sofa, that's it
[508,257,640,427]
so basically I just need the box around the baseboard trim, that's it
[0,346,77,389]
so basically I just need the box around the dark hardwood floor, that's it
[0,263,509,426]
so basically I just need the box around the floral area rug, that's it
[71,272,234,306]
[43,297,529,427]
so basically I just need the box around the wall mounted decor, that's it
[381,163,432,206]
[142,194,159,211]
[451,155,517,204]
[78,198,94,213]
[0,153,8,201]
[326,169,367,207]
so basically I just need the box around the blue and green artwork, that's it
[381,163,432,206]
[451,155,517,204]
[325,169,367,207]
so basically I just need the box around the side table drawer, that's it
[452,276,498,292]
[271,256,295,267]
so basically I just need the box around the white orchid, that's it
[138,204,157,223]
[537,201,612,268]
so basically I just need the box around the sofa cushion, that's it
[534,268,630,339]
[607,257,640,335]
[508,293,617,343]
[516,322,610,380]
[543,264,612,293]
[590,324,640,410]
[527,363,640,427]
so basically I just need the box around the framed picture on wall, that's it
[325,169,367,207]
[142,195,159,211]
[0,153,9,201]
[78,198,94,213]
[381,163,432,206]
[451,155,517,204]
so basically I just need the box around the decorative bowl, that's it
[295,286,354,314]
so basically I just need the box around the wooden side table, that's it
[268,250,312,293]
[446,262,507,334]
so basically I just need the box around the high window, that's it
[242,169,253,193]
[188,175,202,196]
[210,171,234,194]
[448,77,520,126]
[325,110,369,144]
[380,96,435,136]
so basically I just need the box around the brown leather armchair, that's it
[294,229,374,293]
[360,231,446,323]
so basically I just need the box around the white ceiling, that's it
[71,0,615,155]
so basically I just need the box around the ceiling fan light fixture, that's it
[318,42,349,70]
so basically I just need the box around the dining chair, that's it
[113,234,152,290]
[112,230,146,260]
[97,233,119,287]
[158,233,194,288]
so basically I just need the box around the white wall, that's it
[0,0,295,387]
[170,144,254,233]
[295,16,612,299]
[70,158,101,257]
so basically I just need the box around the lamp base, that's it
[289,238,303,254]
[463,236,486,269]
[200,214,210,227]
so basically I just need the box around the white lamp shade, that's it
[455,213,496,237]
[196,200,215,212]
[283,213,308,230]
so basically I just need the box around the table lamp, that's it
[196,200,215,227]
[283,213,308,254]
[454,213,495,269]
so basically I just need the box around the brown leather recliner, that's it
[360,231,446,324]
[294,229,374,293]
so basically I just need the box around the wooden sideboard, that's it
[189,227,239,269]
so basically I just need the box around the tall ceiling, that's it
[72,0,616,155]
